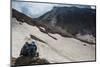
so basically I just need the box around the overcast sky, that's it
[12,1,56,18]
[12,1,96,18]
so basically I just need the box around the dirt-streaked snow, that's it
[12,18,95,63]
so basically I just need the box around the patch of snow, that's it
[12,18,95,63]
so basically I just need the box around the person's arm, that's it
[20,44,27,56]
[34,45,37,51]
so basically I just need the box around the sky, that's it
[12,1,55,18]
[12,1,96,18]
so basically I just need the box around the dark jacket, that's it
[20,42,37,57]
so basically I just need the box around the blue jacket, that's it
[20,42,37,57]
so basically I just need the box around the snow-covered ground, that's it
[76,33,96,43]
[12,18,95,63]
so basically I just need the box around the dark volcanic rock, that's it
[11,56,50,66]
[38,6,96,37]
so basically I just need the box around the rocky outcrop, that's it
[38,6,96,37]
[11,56,50,66]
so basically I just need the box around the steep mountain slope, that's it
[38,6,96,36]
[12,9,95,63]
[37,6,96,43]
[12,8,96,44]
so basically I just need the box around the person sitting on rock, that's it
[28,41,37,57]
[20,41,37,57]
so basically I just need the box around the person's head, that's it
[32,41,35,44]
[25,42,28,44]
